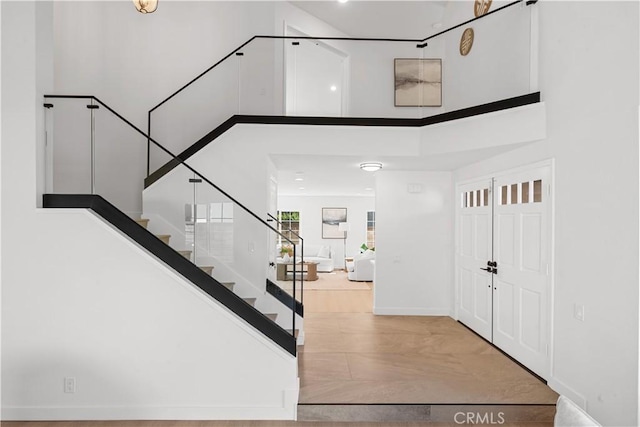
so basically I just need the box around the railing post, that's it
[87,99,99,195]
[147,111,152,177]
[292,244,296,339]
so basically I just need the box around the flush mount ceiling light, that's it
[360,162,383,172]
[133,0,158,14]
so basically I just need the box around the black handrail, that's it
[417,0,524,47]
[44,95,292,243]
[268,212,305,306]
[146,0,533,176]
[144,92,541,188]
[43,194,297,356]
[44,94,300,347]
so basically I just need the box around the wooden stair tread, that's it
[199,266,214,274]
[243,297,256,306]
[265,313,278,321]
[177,250,192,259]
[221,282,235,290]
[155,234,171,244]
[135,218,149,228]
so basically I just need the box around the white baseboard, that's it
[373,306,451,316]
[2,402,297,421]
[547,377,586,409]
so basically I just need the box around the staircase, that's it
[43,194,298,356]
[135,216,269,308]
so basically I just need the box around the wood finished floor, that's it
[4,276,556,427]
[299,277,558,406]
[2,421,553,426]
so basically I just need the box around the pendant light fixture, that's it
[133,0,158,14]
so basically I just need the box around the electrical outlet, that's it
[573,303,585,322]
[64,377,76,393]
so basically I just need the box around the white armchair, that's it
[347,250,375,282]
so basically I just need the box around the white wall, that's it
[454,2,638,425]
[278,195,375,266]
[374,171,453,316]
[2,211,298,420]
[53,1,277,215]
[2,2,297,420]
[441,0,531,111]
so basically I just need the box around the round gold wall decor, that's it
[474,0,493,17]
[460,28,474,56]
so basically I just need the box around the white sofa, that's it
[346,250,375,281]
[278,244,334,272]
[299,244,334,272]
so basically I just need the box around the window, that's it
[278,211,300,245]
[366,211,375,249]
[184,203,234,263]
[500,180,543,205]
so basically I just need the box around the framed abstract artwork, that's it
[322,208,347,239]
[394,58,442,107]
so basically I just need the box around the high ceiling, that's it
[277,1,515,198]
[288,1,447,40]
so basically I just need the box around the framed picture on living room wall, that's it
[322,208,347,239]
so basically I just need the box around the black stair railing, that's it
[267,212,304,306]
[43,95,301,355]
[146,0,532,178]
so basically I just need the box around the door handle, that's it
[480,267,492,272]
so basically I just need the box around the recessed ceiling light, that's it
[364,187,373,191]
[330,85,337,92]
[294,172,304,181]
[338,0,348,3]
[298,187,305,190]
[360,162,383,172]
[432,22,443,29]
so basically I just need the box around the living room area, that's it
[274,188,376,310]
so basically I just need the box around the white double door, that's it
[457,164,552,379]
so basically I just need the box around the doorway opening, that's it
[284,25,348,117]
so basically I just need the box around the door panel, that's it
[460,267,473,312]
[497,213,516,267]
[492,166,550,378]
[457,180,493,341]
[475,214,490,260]
[520,288,541,352]
[522,214,542,272]
[495,278,516,339]
[456,164,551,380]
[461,215,473,257]
[474,272,492,324]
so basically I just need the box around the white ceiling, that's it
[288,1,447,40]
[276,1,518,198]
[274,143,532,197]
